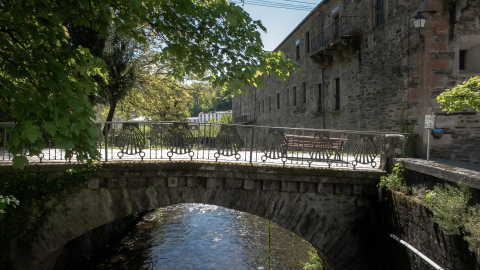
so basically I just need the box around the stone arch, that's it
[7,164,382,270]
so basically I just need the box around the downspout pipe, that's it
[378,187,445,270]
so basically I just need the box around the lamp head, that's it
[412,13,427,28]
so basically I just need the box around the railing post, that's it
[104,123,108,162]
[249,126,254,164]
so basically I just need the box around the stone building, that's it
[232,0,480,162]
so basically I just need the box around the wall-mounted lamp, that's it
[412,10,437,28]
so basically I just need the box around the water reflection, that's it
[86,204,312,269]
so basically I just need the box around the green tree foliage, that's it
[189,83,232,117]
[67,20,138,124]
[115,65,193,121]
[1,0,298,169]
[437,76,480,113]
[207,114,233,124]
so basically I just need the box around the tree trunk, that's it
[102,100,118,136]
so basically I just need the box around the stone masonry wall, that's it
[382,190,477,270]
[232,0,480,163]
[382,157,480,269]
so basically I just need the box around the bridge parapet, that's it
[0,121,408,171]
[1,162,384,196]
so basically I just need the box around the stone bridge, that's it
[3,161,386,270]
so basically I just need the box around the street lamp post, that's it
[407,9,437,160]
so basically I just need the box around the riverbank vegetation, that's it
[379,163,480,252]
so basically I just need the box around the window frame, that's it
[375,0,385,27]
[293,86,297,106]
[305,32,310,53]
[334,78,341,111]
[287,89,290,106]
[317,84,323,113]
[302,82,307,104]
[460,50,468,71]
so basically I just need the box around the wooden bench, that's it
[284,134,347,161]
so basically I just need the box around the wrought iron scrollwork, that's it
[166,123,195,161]
[214,126,242,161]
[116,125,146,160]
[262,129,288,165]
[308,133,334,167]
[352,136,378,169]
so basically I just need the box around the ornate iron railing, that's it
[0,121,404,170]
[311,16,360,54]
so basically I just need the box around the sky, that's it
[234,0,321,51]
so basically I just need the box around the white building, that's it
[197,110,232,123]
[188,117,199,123]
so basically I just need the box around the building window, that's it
[296,45,300,60]
[375,0,385,26]
[318,84,323,112]
[258,101,261,114]
[460,50,468,70]
[287,89,290,106]
[333,15,340,40]
[305,32,310,53]
[277,93,280,109]
[262,99,265,113]
[269,96,271,112]
[293,87,297,106]
[332,6,339,14]
[302,83,307,103]
[335,78,341,111]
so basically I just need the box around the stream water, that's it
[82,204,313,269]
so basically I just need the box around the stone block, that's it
[281,181,297,192]
[141,171,158,177]
[87,178,99,189]
[138,178,147,188]
[168,176,178,188]
[94,171,109,178]
[147,177,159,188]
[158,177,167,187]
[263,181,279,191]
[244,179,255,190]
[206,178,217,189]
[187,176,197,188]
[317,183,334,193]
[225,178,236,189]
[99,178,108,188]
[335,184,352,195]
[108,178,127,189]
[177,176,187,187]
[300,182,314,193]
[353,185,363,195]
[122,171,140,177]
[128,178,140,188]
[384,134,406,158]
